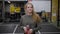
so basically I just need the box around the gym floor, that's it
[0,22,60,34]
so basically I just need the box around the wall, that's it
[52,0,58,26]
[5,0,51,1]
[5,0,27,1]
[30,1,51,12]
[59,0,60,27]
[5,4,10,12]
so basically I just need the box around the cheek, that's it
[31,9,33,11]
[27,7,30,10]
[27,8,29,10]
[28,8,33,11]
[26,7,33,13]
[26,8,30,12]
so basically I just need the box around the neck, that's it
[26,13,32,16]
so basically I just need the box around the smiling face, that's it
[24,3,33,14]
[26,4,33,13]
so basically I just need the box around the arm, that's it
[33,15,41,32]
[33,22,41,32]
[20,16,27,33]
[20,16,24,30]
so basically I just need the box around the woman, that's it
[20,2,41,34]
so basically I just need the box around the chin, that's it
[29,11,32,13]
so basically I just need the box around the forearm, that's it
[33,23,41,31]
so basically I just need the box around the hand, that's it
[26,25,29,28]
[23,27,27,33]
[23,25,30,33]
[26,25,30,30]
[28,29,33,34]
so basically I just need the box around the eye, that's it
[31,7,33,8]
[27,7,33,8]
[27,7,29,8]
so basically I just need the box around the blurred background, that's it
[0,0,60,34]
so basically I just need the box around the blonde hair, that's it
[24,3,41,23]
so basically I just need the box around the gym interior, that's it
[0,0,60,34]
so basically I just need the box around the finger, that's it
[29,29,33,34]
[23,27,27,32]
